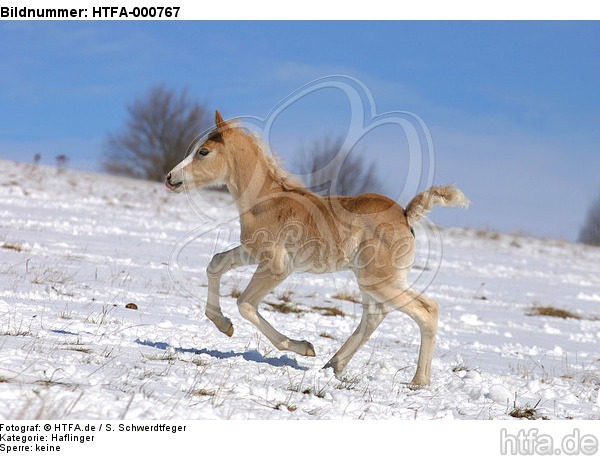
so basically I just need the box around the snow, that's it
[0,159,599,419]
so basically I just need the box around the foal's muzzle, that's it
[165,173,182,191]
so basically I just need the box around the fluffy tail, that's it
[405,184,469,226]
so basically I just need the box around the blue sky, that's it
[1,21,599,241]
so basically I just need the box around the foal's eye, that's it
[198,148,209,157]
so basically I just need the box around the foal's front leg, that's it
[206,246,256,336]
[236,264,315,357]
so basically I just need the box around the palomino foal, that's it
[166,111,468,386]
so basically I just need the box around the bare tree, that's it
[579,193,600,246]
[56,154,69,168]
[102,85,212,182]
[294,137,386,196]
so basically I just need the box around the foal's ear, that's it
[215,110,226,132]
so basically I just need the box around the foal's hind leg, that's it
[236,265,315,357]
[206,246,256,336]
[369,285,439,386]
[403,291,439,387]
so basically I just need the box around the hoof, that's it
[287,339,315,357]
[207,313,234,337]
[218,318,234,337]
[408,377,430,389]
[322,359,344,378]
[304,342,316,357]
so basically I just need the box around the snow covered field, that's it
[1,159,599,420]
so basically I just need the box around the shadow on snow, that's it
[135,338,308,371]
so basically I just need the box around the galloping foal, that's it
[166,111,468,386]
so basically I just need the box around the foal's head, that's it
[165,110,239,193]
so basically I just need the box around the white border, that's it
[4,0,600,20]
[2,420,600,456]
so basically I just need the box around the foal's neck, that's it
[226,138,284,216]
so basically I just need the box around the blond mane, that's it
[243,129,306,192]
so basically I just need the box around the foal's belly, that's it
[289,242,354,274]
[292,257,353,274]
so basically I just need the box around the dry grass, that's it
[331,292,361,304]
[509,406,538,419]
[475,230,502,241]
[0,316,33,337]
[299,387,326,399]
[264,301,346,317]
[1,243,24,252]
[190,389,216,397]
[312,305,346,317]
[31,267,74,286]
[273,402,297,412]
[334,373,361,391]
[85,306,113,325]
[451,361,471,373]
[190,358,210,367]
[527,305,581,320]
[61,345,92,354]
[60,340,92,354]
[59,310,75,320]
[0,328,33,337]
[289,382,327,399]
[34,379,76,389]
[509,399,548,420]
[277,291,294,303]
[264,301,305,314]
[142,352,179,362]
